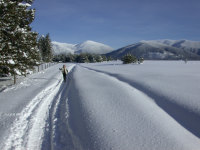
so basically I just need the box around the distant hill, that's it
[153,39,200,55]
[52,41,75,55]
[52,40,114,55]
[106,40,200,60]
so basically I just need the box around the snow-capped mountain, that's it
[144,39,200,51]
[52,40,114,55]
[156,40,200,55]
[106,39,200,60]
[74,40,114,54]
[52,41,75,55]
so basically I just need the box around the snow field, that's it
[0,61,200,150]
[81,61,200,137]
[68,65,200,150]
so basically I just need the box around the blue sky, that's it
[31,0,200,49]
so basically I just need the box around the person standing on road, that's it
[61,65,68,82]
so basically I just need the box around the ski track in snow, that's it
[2,64,76,150]
[3,75,63,150]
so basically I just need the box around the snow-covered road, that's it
[0,61,200,150]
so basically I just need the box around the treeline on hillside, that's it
[53,53,113,63]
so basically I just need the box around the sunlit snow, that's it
[0,61,200,150]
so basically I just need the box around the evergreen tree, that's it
[38,33,53,62]
[122,54,137,64]
[0,0,40,84]
[38,35,46,61]
[95,55,103,62]
[44,33,53,62]
[107,56,113,61]
[102,55,107,61]
[65,53,75,62]
[88,54,96,63]
[75,53,89,63]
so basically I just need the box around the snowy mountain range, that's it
[107,40,200,60]
[52,40,114,55]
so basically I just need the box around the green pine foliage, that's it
[95,55,103,62]
[88,54,96,63]
[0,0,40,83]
[122,54,137,64]
[53,53,109,63]
[102,55,107,61]
[107,56,113,61]
[75,53,90,63]
[38,33,53,62]
[65,53,75,62]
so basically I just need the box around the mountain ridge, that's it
[106,39,200,60]
[52,40,114,55]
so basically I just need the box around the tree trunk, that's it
[14,73,16,84]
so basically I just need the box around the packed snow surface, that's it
[0,61,200,150]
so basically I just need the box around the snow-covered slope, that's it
[143,39,200,53]
[107,40,200,60]
[52,41,75,55]
[177,40,200,49]
[52,40,114,55]
[74,40,114,54]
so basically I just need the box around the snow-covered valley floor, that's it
[0,61,200,150]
